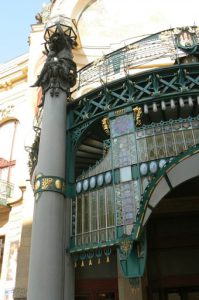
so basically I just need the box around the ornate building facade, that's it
[1,1,199,300]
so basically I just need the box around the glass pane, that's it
[111,114,134,137]
[83,193,89,233]
[120,166,132,182]
[98,190,106,229]
[106,187,115,227]
[91,191,97,230]
[193,128,199,144]
[146,136,157,160]
[112,134,136,168]
[121,183,135,225]
[184,130,194,148]
[77,196,82,234]
[174,131,185,154]
[155,134,166,158]
[137,138,148,162]
[99,229,106,242]
[164,132,176,156]
[115,185,123,226]
[129,133,138,164]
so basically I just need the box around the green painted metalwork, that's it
[74,26,199,93]
[70,246,113,267]
[69,63,199,132]
[132,144,199,240]
[118,231,147,278]
[34,175,66,199]
[136,116,199,164]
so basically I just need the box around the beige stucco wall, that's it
[0,53,35,300]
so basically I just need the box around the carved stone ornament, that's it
[174,26,199,55]
[32,23,77,101]
[35,2,53,24]
[0,105,14,120]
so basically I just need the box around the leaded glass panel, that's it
[164,132,176,156]
[99,229,106,242]
[122,185,133,225]
[132,180,141,213]
[108,228,115,240]
[115,182,139,231]
[184,130,194,148]
[146,136,157,160]
[83,193,89,233]
[137,138,148,162]
[115,185,123,226]
[77,196,82,234]
[91,191,97,231]
[106,186,115,227]
[129,133,138,164]
[98,189,106,229]
[112,133,137,168]
[155,134,166,158]
[174,131,185,154]
[193,128,199,143]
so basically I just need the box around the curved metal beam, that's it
[132,144,199,240]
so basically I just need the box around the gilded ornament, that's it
[89,259,92,266]
[133,106,142,126]
[120,238,133,256]
[35,180,41,190]
[41,177,53,189]
[102,117,110,135]
[55,179,62,189]
[114,108,125,116]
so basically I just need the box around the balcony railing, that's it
[0,180,14,206]
[73,26,199,95]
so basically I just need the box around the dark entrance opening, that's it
[147,177,199,300]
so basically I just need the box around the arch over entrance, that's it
[133,144,199,241]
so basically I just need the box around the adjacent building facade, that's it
[1,1,199,300]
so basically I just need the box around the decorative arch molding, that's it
[72,0,97,23]
[132,144,199,241]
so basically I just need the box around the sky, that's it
[0,0,46,64]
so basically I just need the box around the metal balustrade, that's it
[0,180,14,206]
[73,26,199,95]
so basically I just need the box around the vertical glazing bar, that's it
[181,130,187,150]
[104,187,108,241]
[89,192,91,243]
[97,190,99,243]
[82,194,84,244]
[75,197,77,246]
[171,123,178,155]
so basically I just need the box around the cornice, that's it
[0,66,28,90]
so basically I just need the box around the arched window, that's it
[0,120,18,203]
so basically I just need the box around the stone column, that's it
[27,20,77,300]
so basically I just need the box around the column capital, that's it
[32,20,77,101]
